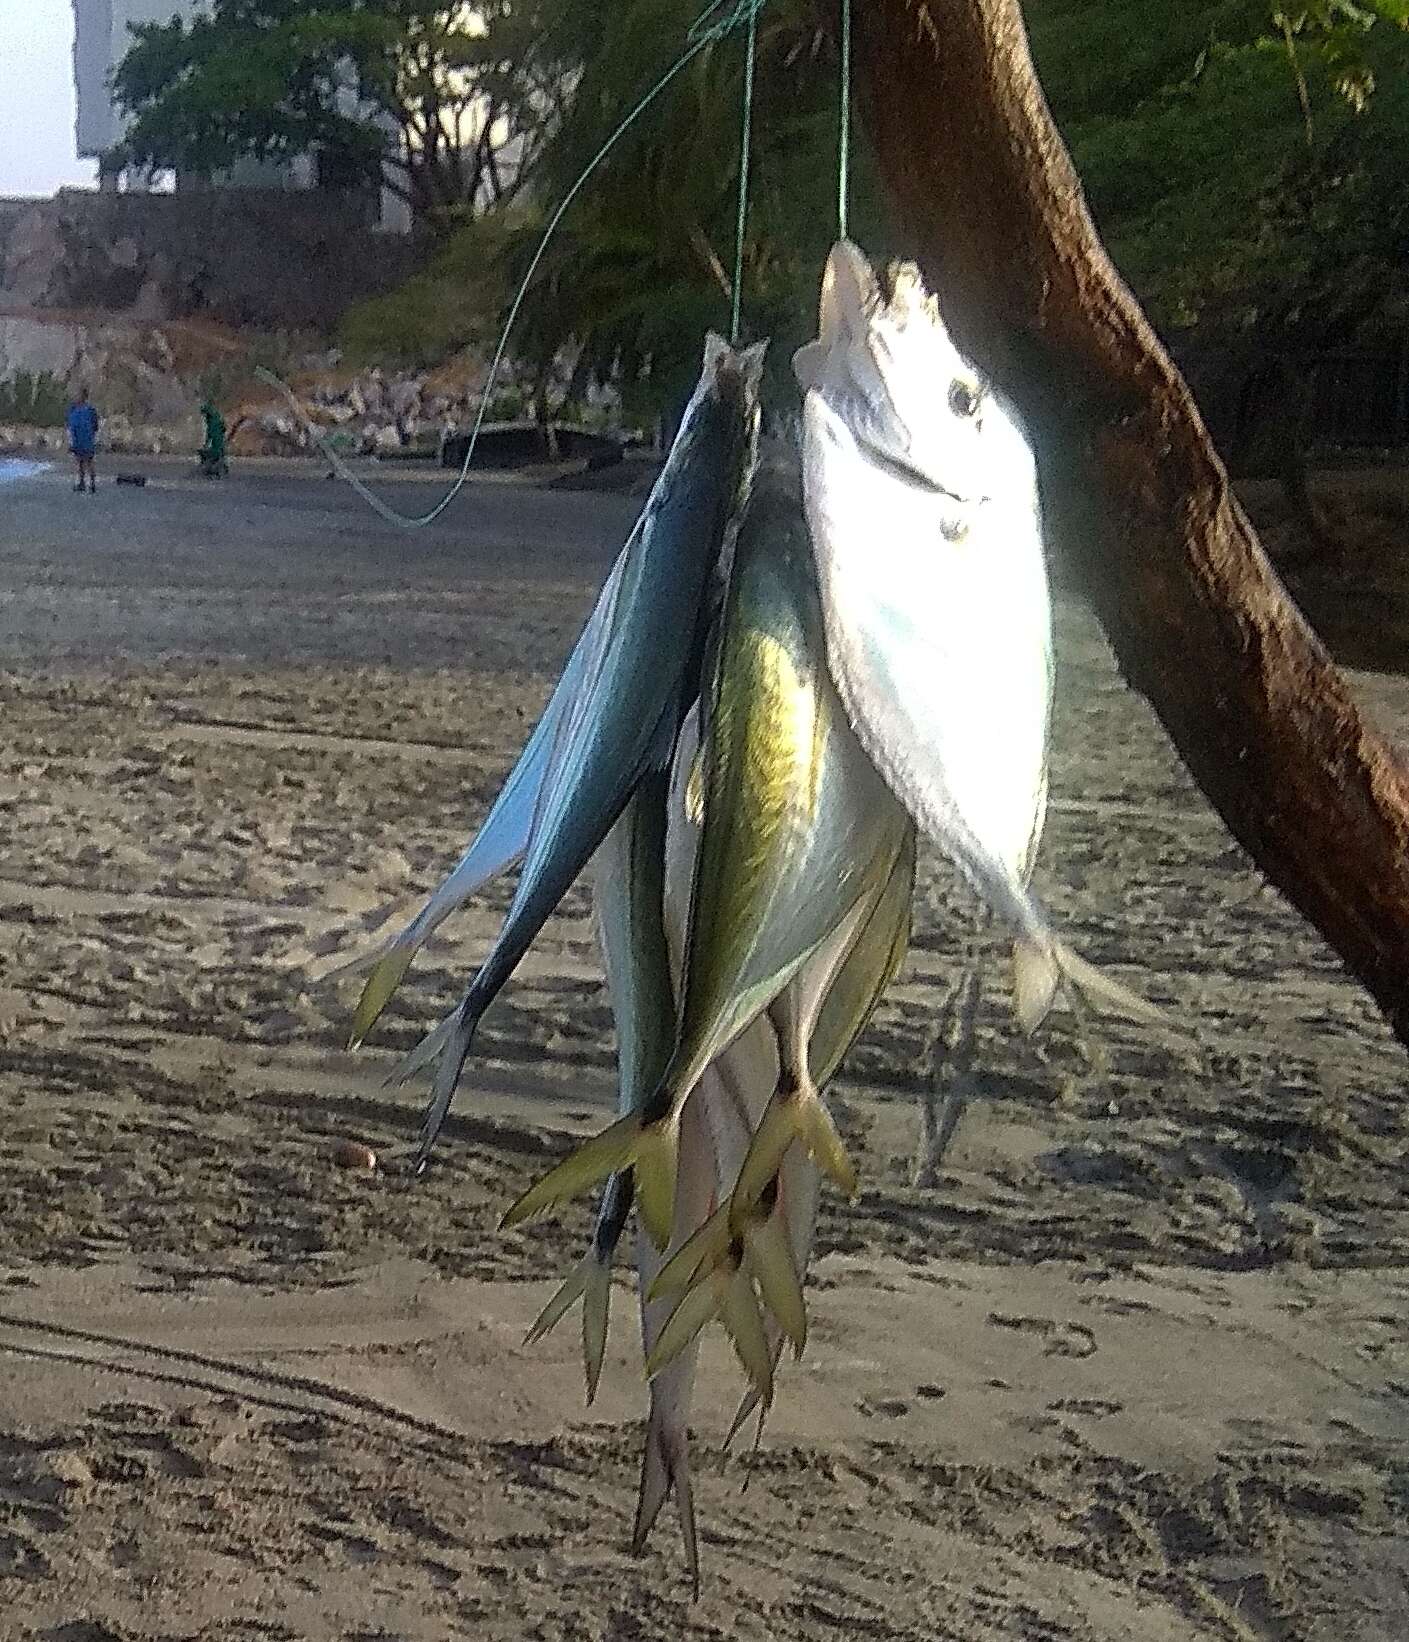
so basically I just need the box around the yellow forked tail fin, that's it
[732,1085,857,1221]
[523,1251,613,1406]
[347,945,416,1049]
[649,1194,807,1358]
[645,1261,775,1408]
[501,1110,680,1247]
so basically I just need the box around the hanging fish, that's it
[502,456,912,1248]
[796,242,1162,1033]
[632,711,791,1590]
[403,333,766,1170]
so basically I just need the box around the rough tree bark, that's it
[839,0,1409,1045]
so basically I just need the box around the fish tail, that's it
[733,1084,857,1216]
[632,1393,699,1599]
[722,1336,784,1451]
[644,1261,775,1410]
[499,1112,644,1231]
[719,1267,776,1403]
[521,1249,613,1406]
[580,1253,612,1406]
[738,1193,808,1356]
[523,1257,590,1347]
[634,1112,683,1250]
[644,1275,724,1383]
[384,1006,457,1088]
[1012,937,1165,1034]
[412,998,484,1171]
[647,1205,733,1303]
[347,941,416,1049]
[322,934,392,985]
[649,1195,805,1355]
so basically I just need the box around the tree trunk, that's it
[839,0,1409,1046]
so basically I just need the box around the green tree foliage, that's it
[338,1,1409,418]
[1030,0,1409,344]
[113,1,577,229]
[364,1,886,420]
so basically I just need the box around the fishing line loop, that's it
[259,0,773,531]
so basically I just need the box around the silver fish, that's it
[406,333,765,1168]
[797,242,1160,1032]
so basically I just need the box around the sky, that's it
[0,0,98,197]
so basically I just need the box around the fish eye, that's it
[948,379,981,419]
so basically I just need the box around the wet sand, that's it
[0,457,1406,1639]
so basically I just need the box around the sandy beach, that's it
[0,455,1405,1640]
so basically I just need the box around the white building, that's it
[71,0,411,231]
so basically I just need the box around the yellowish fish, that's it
[502,456,910,1247]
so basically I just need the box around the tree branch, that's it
[841,0,1409,1045]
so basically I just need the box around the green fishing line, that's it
[838,0,852,242]
[729,5,758,343]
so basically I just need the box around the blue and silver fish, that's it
[404,333,765,1169]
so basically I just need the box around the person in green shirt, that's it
[199,402,228,477]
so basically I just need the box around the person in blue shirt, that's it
[66,388,100,493]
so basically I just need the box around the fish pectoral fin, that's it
[733,1086,858,1215]
[1012,938,1168,1036]
[632,1407,699,1598]
[739,1200,808,1356]
[500,1112,644,1231]
[348,942,416,1049]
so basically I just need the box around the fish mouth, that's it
[860,436,987,510]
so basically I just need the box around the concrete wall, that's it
[0,190,416,334]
